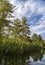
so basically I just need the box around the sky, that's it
[10,0,45,39]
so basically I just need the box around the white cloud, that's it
[10,0,15,4]
[30,16,45,36]
[13,0,37,18]
[30,24,45,33]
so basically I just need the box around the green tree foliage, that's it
[31,34,38,44]
[37,35,43,46]
[31,34,44,46]
[0,0,13,38]
[31,34,44,60]
[11,17,30,42]
[0,0,14,64]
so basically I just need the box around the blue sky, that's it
[10,0,45,39]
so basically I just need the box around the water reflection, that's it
[0,54,45,65]
[17,54,45,65]
[41,54,45,63]
[29,54,45,65]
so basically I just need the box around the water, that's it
[41,54,45,63]
[2,54,44,65]
[28,54,45,65]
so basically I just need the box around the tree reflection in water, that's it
[0,53,45,65]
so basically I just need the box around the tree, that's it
[0,0,14,39]
[37,35,43,46]
[31,34,44,60]
[21,17,30,41]
[11,17,30,42]
[31,34,38,44]
[6,17,31,64]
[0,0,14,64]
